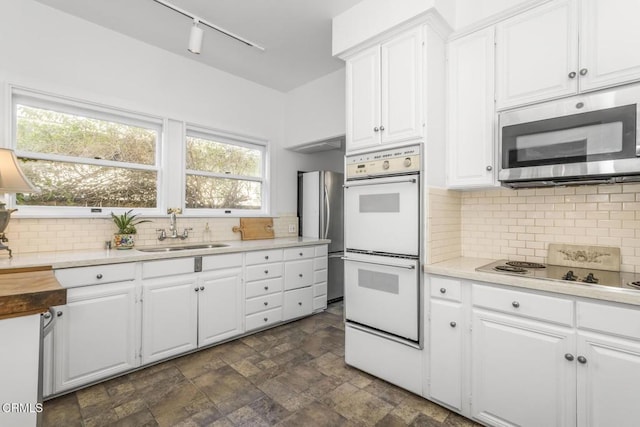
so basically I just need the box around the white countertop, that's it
[424,257,640,306]
[0,237,331,270]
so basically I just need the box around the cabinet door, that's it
[283,287,313,321]
[577,331,640,427]
[142,275,197,365]
[496,0,578,109]
[579,0,640,91]
[429,299,463,411]
[346,45,381,152]
[380,27,423,144]
[54,282,139,392]
[198,269,244,347]
[284,259,313,290]
[447,27,496,188]
[471,309,575,427]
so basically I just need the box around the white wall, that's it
[0,0,306,215]
[284,69,346,148]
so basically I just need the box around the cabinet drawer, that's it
[313,295,327,311]
[284,246,315,260]
[246,293,283,316]
[577,301,640,340]
[314,257,328,271]
[284,259,314,290]
[246,249,283,265]
[246,307,282,331]
[315,245,328,257]
[245,263,283,282]
[430,276,461,302]
[202,253,242,271]
[245,277,283,299]
[314,282,327,297]
[314,269,328,284]
[283,287,313,321]
[142,257,194,279]
[472,284,574,326]
[55,263,136,288]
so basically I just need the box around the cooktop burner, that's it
[476,259,640,293]
[506,261,546,269]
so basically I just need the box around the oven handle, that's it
[343,178,416,188]
[342,256,416,270]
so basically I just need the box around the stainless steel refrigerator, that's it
[298,171,344,301]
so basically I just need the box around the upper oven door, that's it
[499,87,640,183]
[344,176,419,256]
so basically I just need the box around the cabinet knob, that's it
[57,311,63,317]
[568,71,577,79]
[264,286,269,290]
[440,288,446,294]
[264,317,268,322]
[265,255,269,260]
[200,286,204,291]
[577,355,587,364]
[380,125,385,131]
[579,68,588,76]
[96,274,103,279]
[564,353,575,361]
[512,301,520,308]
[264,270,269,274]
[43,312,51,319]
[299,273,303,278]
[298,302,302,306]
[374,126,379,132]
[450,321,457,328]
[299,252,303,256]
[486,165,493,171]
[264,301,268,306]
[195,287,199,292]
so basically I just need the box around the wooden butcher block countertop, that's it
[0,266,67,320]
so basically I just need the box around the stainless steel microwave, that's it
[499,85,640,188]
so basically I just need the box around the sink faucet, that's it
[157,208,192,241]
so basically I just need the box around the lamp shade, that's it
[0,148,38,193]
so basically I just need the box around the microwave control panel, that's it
[346,145,421,179]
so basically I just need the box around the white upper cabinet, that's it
[496,0,640,110]
[496,0,578,110]
[447,27,497,188]
[346,27,423,153]
[579,0,640,91]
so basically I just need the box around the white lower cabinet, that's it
[196,269,243,347]
[54,281,140,393]
[283,286,313,321]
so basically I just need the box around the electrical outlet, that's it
[288,224,296,233]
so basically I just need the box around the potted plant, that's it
[111,210,151,249]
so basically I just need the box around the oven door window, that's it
[502,104,637,169]
[344,256,418,341]
[344,178,419,256]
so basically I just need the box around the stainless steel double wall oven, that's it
[343,145,422,347]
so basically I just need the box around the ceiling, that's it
[34,0,363,92]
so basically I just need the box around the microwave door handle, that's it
[342,256,416,270]
[344,178,416,188]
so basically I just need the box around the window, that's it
[185,127,267,213]
[12,88,162,213]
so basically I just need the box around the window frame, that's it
[8,86,166,218]
[183,124,270,217]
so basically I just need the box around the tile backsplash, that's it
[4,215,299,255]
[460,184,640,273]
[427,187,462,264]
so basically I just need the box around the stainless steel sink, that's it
[137,243,229,252]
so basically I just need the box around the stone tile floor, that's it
[43,301,480,427]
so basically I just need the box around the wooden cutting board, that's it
[232,218,274,240]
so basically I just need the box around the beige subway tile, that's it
[597,184,622,194]
[575,219,597,228]
[517,248,535,256]
[598,202,622,211]
[623,220,640,228]
[564,227,588,236]
[525,226,545,234]
[508,240,526,248]
[575,186,598,195]
[597,220,622,229]
[517,233,535,241]
[534,249,547,258]
[535,203,555,211]
[554,203,576,211]
[510,211,527,218]
[623,183,640,193]
[565,211,586,219]
[535,188,555,196]
[574,236,595,245]
[535,219,555,227]
[623,202,640,210]
[586,211,610,220]
[544,211,565,219]
[610,193,636,202]
[509,197,525,204]
[576,203,598,211]
[597,236,622,247]
[544,226,565,235]
[516,189,536,197]
[564,195,586,203]
[544,196,565,204]
[508,225,526,233]
[554,219,575,227]
[525,241,544,249]
[526,196,545,204]
[586,227,609,237]
[554,187,576,195]
[586,194,609,203]
[517,218,535,226]
[526,211,545,219]
[611,228,633,238]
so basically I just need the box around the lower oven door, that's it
[344,252,419,342]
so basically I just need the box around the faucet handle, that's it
[156,229,167,240]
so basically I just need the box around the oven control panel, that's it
[346,145,421,179]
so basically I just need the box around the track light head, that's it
[188,18,203,54]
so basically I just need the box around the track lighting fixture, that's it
[188,19,204,54]
[152,0,265,54]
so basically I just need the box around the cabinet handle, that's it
[264,302,268,306]
[564,353,575,361]
[568,71,577,79]
[440,288,446,294]
[264,270,269,274]
[265,255,269,260]
[200,286,204,291]
[96,273,103,279]
[512,301,520,308]
[380,125,385,131]
[56,311,63,317]
[43,312,51,319]
[577,355,587,364]
[298,302,302,306]
[579,68,588,76]
[450,321,457,328]
[486,165,492,171]
[299,273,303,278]
[299,252,303,256]
[195,287,200,292]
[374,126,379,132]
[264,286,269,290]
[264,317,268,322]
